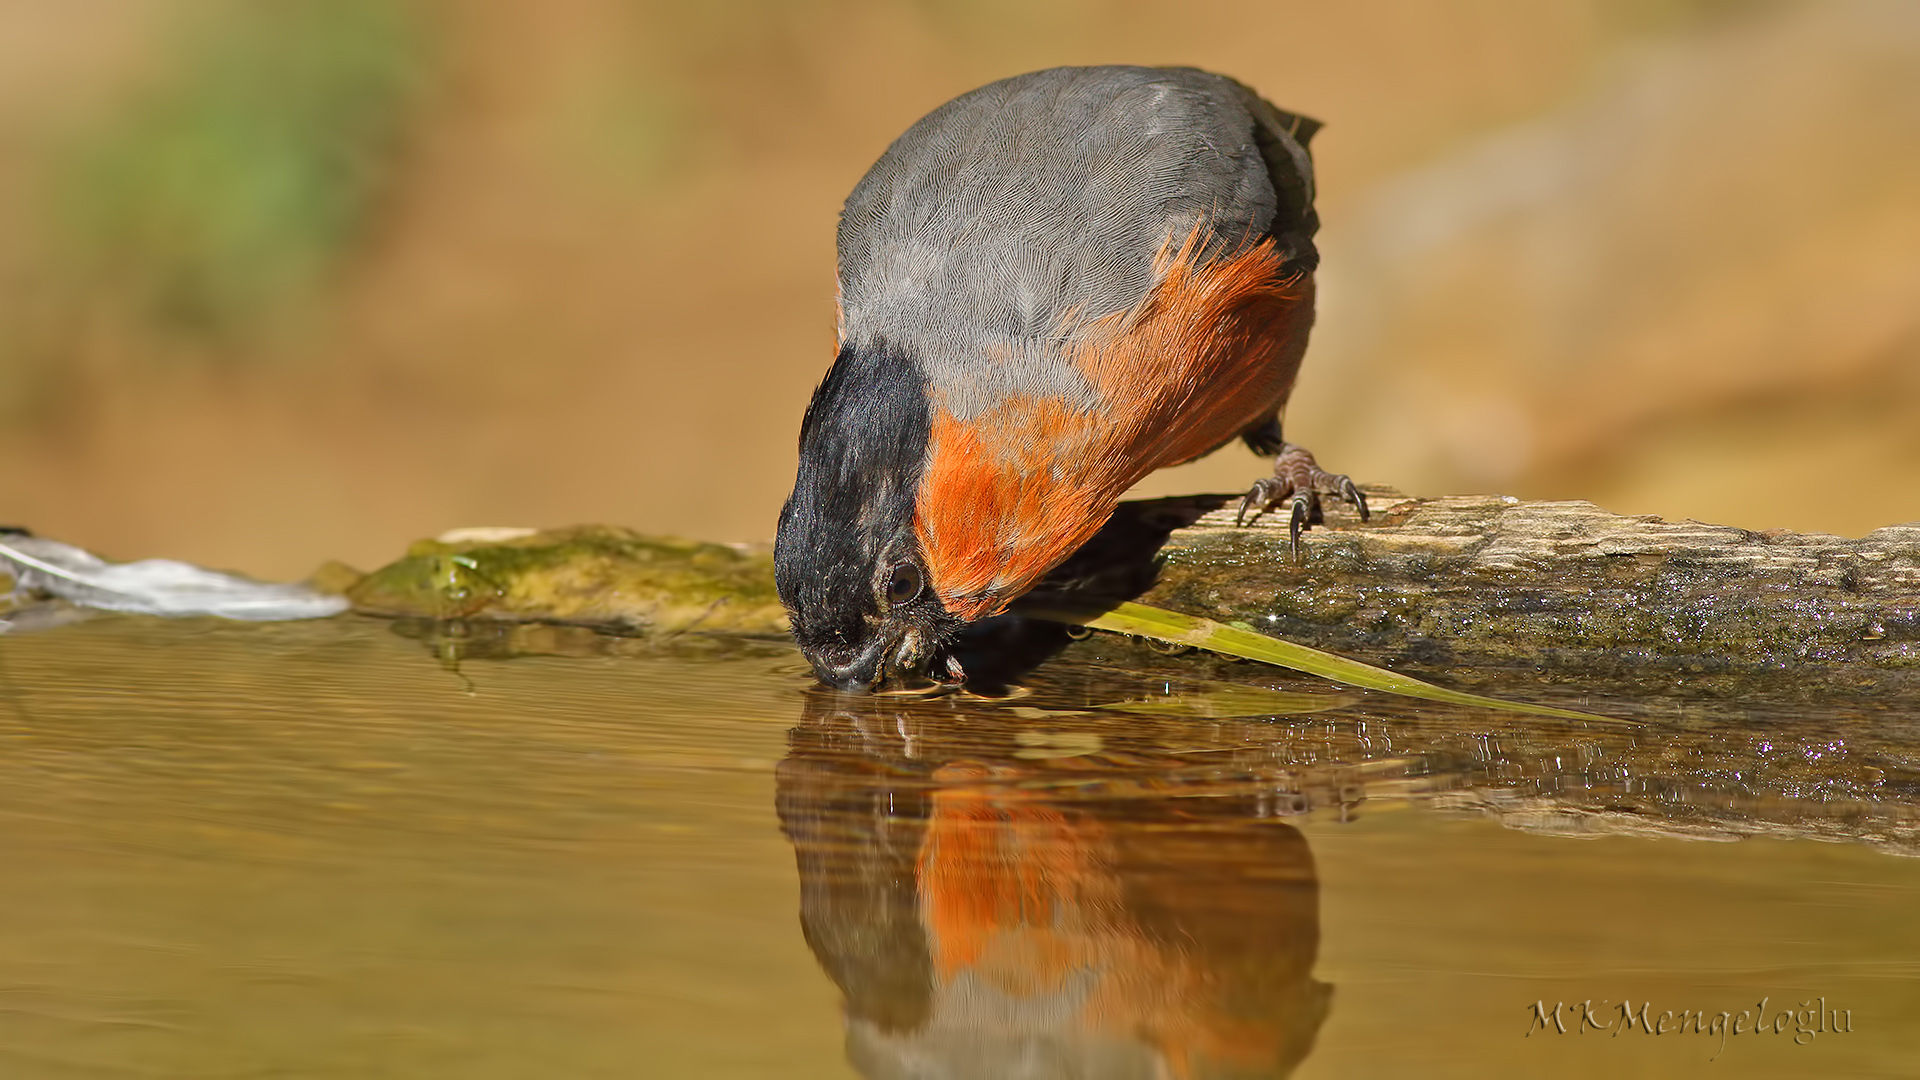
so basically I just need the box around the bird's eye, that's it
[885,562,924,606]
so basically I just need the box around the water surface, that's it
[3,616,1916,1077]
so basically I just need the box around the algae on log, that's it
[1083,490,1920,699]
[341,496,1920,699]
[345,525,787,637]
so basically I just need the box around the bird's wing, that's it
[834,65,1305,418]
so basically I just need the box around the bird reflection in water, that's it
[777,690,1333,1079]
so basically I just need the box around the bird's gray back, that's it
[835,65,1317,420]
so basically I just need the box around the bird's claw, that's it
[1338,476,1370,522]
[1288,494,1312,560]
[1234,488,1259,527]
[1236,442,1367,561]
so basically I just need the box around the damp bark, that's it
[1066,491,1920,701]
[336,492,1920,701]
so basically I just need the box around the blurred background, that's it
[1,0,1915,580]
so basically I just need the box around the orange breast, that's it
[915,228,1313,619]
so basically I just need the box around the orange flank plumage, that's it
[1070,229,1313,470]
[915,228,1313,619]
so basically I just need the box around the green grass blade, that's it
[1017,594,1630,725]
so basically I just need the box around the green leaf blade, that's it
[1017,594,1630,726]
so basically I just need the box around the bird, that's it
[775,65,1367,691]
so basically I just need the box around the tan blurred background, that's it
[1,0,1915,580]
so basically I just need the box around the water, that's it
[2,615,1917,1077]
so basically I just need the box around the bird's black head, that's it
[775,340,962,691]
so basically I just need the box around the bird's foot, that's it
[1235,442,1370,559]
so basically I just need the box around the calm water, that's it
[2,615,1917,1078]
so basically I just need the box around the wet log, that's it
[1064,490,1920,701]
[334,492,1920,701]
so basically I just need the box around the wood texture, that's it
[1058,490,1920,700]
